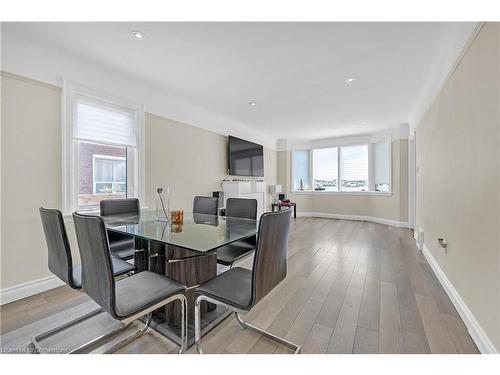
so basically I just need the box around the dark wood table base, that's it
[134,237,231,347]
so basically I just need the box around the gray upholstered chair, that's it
[72,212,188,354]
[32,208,135,353]
[100,198,139,260]
[216,198,257,267]
[193,196,219,216]
[194,208,300,354]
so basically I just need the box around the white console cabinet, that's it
[222,181,266,218]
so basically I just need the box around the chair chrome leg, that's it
[31,307,104,354]
[32,294,187,354]
[102,313,153,354]
[194,295,204,354]
[70,320,134,354]
[235,312,301,354]
[178,294,188,354]
[194,295,301,354]
[97,294,188,354]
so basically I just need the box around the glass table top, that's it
[101,210,257,253]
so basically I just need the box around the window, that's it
[374,142,390,192]
[340,145,368,192]
[292,139,391,194]
[63,81,144,213]
[293,150,310,190]
[313,148,338,191]
[93,155,127,195]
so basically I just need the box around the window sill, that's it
[290,191,393,197]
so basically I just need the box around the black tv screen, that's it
[228,136,264,177]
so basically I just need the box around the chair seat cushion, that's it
[216,240,255,266]
[71,258,135,288]
[114,271,186,318]
[195,267,252,311]
[111,247,135,260]
[111,257,135,276]
[108,234,135,260]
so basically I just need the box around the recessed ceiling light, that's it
[345,78,356,83]
[248,101,257,106]
[132,31,144,40]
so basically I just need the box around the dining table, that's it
[101,210,258,347]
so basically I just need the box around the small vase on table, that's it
[155,186,169,222]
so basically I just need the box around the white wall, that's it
[144,112,277,211]
[416,23,500,352]
[1,73,67,291]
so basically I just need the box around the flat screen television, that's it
[228,135,264,177]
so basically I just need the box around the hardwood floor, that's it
[0,218,479,354]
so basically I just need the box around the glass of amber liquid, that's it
[170,210,184,224]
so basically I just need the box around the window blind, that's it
[74,97,137,147]
[374,142,390,184]
[293,150,310,190]
[340,145,368,181]
[313,148,338,182]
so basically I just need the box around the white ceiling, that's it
[2,22,477,142]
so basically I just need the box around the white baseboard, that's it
[296,211,409,228]
[421,243,498,354]
[0,275,65,306]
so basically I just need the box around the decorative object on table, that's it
[299,178,304,191]
[170,209,184,224]
[155,186,169,222]
[269,184,282,203]
[278,193,286,201]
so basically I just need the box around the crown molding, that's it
[409,22,483,134]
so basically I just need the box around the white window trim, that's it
[62,80,145,214]
[92,154,127,195]
[291,136,392,195]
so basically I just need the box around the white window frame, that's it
[291,135,392,195]
[62,81,145,214]
[92,154,127,195]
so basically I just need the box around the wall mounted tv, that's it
[228,135,264,177]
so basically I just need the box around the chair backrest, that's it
[226,198,257,220]
[193,196,219,215]
[250,208,291,306]
[72,212,116,317]
[39,207,79,289]
[100,198,140,217]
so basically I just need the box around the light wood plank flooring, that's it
[0,218,479,354]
